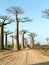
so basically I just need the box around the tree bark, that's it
[4,33,7,48]
[24,39,27,48]
[21,32,24,49]
[13,16,19,51]
[0,23,4,50]
[30,37,34,48]
[12,37,14,48]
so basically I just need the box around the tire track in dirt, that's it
[0,49,49,65]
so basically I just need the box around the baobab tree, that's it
[0,15,13,50]
[6,7,32,50]
[4,31,13,49]
[20,30,27,49]
[42,9,49,18]
[24,38,28,48]
[28,32,36,48]
[46,38,49,45]
[10,35,15,48]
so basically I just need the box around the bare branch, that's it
[4,19,14,25]
[4,31,9,33]
[7,32,13,35]
[10,35,17,39]
[10,35,14,37]
[6,7,24,16]
[4,30,13,35]
[28,32,37,38]
[19,17,32,22]
[0,15,9,23]
[42,9,49,19]
[46,38,49,41]
[20,30,27,34]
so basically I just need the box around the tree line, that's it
[0,6,49,51]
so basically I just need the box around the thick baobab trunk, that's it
[21,32,24,49]
[30,37,34,48]
[4,33,7,48]
[0,23,4,50]
[13,17,19,51]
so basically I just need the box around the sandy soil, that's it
[0,48,49,65]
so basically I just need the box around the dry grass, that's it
[39,49,49,56]
[0,50,15,55]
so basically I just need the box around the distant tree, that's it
[42,9,49,50]
[35,43,40,47]
[20,30,27,49]
[10,35,14,48]
[42,9,49,18]
[4,31,13,48]
[46,38,49,45]
[24,38,28,48]
[28,32,37,48]
[6,7,32,50]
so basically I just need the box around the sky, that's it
[0,0,49,45]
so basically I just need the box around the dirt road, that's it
[0,48,49,65]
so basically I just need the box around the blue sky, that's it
[0,0,49,44]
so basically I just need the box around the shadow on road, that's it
[29,61,49,65]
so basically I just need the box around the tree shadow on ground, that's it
[29,61,49,65]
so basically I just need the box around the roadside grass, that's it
[34,44,49,56]
[0,48,22,55]
[0,50,14,55]
[0,45,18,55]
[39,49,49,56]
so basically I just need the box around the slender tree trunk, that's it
[13,16,19,51]
[24,39,27,48]
[46,40,49,45]
[4,33,7,48]
[2,25,4,49]
[32,37,34,47]
[12,37,14,48]
[0,24,3,50]
[30,37,32,48]
[0,23,4,50]
[21,33,24,49]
